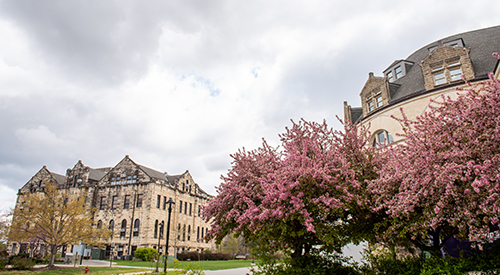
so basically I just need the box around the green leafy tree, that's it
[9,180,109,267]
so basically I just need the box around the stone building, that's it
[344,25,500,142]
[9,155,214,259]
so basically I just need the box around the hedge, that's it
[177,252,231,261]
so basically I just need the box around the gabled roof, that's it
[138,165,170,181]
[89,167,111,181]
[50,172,66,185]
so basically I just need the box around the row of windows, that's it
[100,194,143,210]
[97,219,140,238]
[110,173,138,185]
[179,200,196,216]
[156,195,174,210]
[99,218,209,242]
[176,223,209,242]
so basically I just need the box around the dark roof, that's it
[89,167,111,181]
[138,165,169,181]
[346,25,500,124]
[389,25,500,101]
[50,172,66,185]
[351,107,363,122]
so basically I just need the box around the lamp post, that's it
[164,198,175,274]
[155,221,164,273]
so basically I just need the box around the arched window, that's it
[154,220,158,238]
[120,219,127,237]
[133,219,140,237]
[109,220,114,239]
[187,225,191,241]
[177,224,181,240]
[182,224,186,241]
[372,130,394,147]
[97,220,102,229]
[160,220,165,239]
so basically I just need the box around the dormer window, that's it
[387,71,394,82]
[368,101,374,112]
[450,67,463,81]
[430,56,463,86]
[395,66,403,79]
[384,61,413,83]
[376,96,383,107]
[428,38,464,52]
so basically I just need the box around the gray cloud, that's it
[1,0,500,210]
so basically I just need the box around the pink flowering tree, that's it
[371,72,500,255]
[204,119,383,268]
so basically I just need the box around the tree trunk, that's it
[48,244,57,267]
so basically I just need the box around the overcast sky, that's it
[1,0,500,212]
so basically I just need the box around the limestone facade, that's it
[9,155,214,259]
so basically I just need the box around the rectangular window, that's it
[111,196,118,209]
[368,101,374,112]
[124,195,130,209]
[163,196,167,210]
[136,194,143,208]
[189,203,192,216]
[450,67,463,81]
[432,65,444,72]
[386,71,394,82]
[100,196,106,210]
[434,72,446,85]
[198,205,201,217]
[184,202,187,215]
[179,200,183,213]
[157,195,161,209]
[447,59,460,67]
[395,66,403,79]
[376,96,383,107]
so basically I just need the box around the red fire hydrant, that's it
[85,266,89,274]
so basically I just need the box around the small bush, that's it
[134,247,157,261]
[173,259,205,275]
[10,256,35,270]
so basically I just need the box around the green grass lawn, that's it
[0,266,156,275]
[113,259,255,270]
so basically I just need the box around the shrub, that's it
[0,250,8,270]
[10,256,35,270]
[177,252,230,261]
[134,247,157,261]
